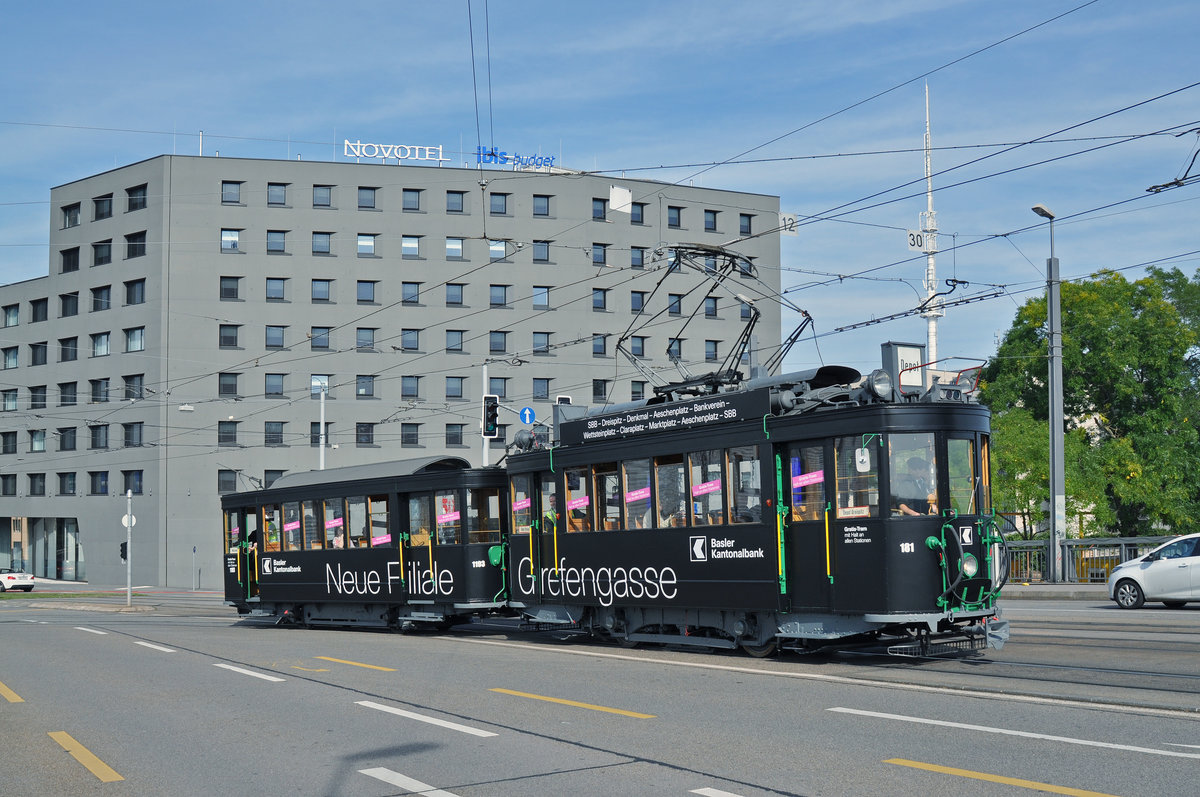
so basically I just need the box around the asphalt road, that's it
[1,591,1197,796]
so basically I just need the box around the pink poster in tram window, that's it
[371,534,391,546]
[283,520,300,532]
[325,516,344,529]
[566,496,590,511]
[512,498,532,512]
[625,487,650,503]
[792,471,824,489]
[437,511,460,524]
[691,479,721,497]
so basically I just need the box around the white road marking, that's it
[359,767,460,796]
[74,626,107,635]
[356,700,498,737]
[1166,743,1200,749]
[213,663,285,682]
[829,707,1200,760]
[692,788,746,797]
[133,641,175,653]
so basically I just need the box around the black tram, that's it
[504,365,1008,656]
[222,456,509,628]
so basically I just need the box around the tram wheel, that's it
[740,639,777,658]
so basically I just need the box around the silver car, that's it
[1108,533,1200,609]
[0,567,35,592]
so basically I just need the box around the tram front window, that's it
[947,438,978,515]
[435,489,461,544]
[834,437,878,519]
[538,474,558,534]
[788,444,825,522]
[890,432,937,516]
[511,475,533,535]
[468,487,502,543]
[409,495,431,547]
[728,446,761,524]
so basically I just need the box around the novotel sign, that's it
[344,139,450,163]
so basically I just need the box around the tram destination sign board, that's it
[561,389,770,446]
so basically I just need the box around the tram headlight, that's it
[960,553,980,578]
[867,369,892,400]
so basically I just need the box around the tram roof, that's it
[265,456,473,491]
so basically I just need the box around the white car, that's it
[0,567,35,592]
[1108,533,1200,609]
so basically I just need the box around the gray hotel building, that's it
[0,153,781,588]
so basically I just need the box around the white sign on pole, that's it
[779,213,799,236]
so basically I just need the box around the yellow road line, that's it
[315,656,396,671]
[886,758,1118,797]
[490,687,655,718]
[48,731,124,783]
[0,678,23,703]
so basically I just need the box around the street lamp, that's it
[1032,203,1065,583]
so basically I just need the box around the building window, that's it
[29,343,47,366]
[264,422,284,446]
[91,286,111,311]
[358,186,377,209]
[592,243,608,265]
[216,470,236,493]
[265,470,284,487]
[29,385,47,408]
[90,424,109,450]
[266,277,286,300]
[632,381,646,401]
[489,240,507,259]
[401,423,420,445]
[94,194,112,220]
[2,304,16,327]
[1,389,15,410]
[124,374,144,400]
[312,232,332,254]
[446,190,465,212]
[631,291,646,312]
[2,347,16,369]
[402,235,420,257]
[221,181,241,204]
[29,298,47,323]
[532,240,550,262]
[631,336,646,357]
[221,229,241,252]
[218,325,239,348]
[490,285,509,307]
[402,282,421,304]
[592,334,607,357]
[220,276,240,299]
[631,202,646,224]
[533,378,551,400]
[92,242,112,266]
[532,332,550,354]
[741,301,753,320]
[265,373,284,396]
[356,328,375,350]
[489,331,508,353]
[445,424,465,446]
[61,247,80,273]
[592,288,608,311]
[265,325,285,348]
[740,213,753,235]
[310,327,331,350]
[357,280,377,303]
[630,247,645,269]
[355,423,375,446]
[704,209,718,231]
[28,474,46,497]
[533,194,550,216]
[59,337,78,362]
[313,185,332,207]
[91,333,110,358]
[401,376,420,398]
[0,431,12,452]
[124,422,144,448]
[705,340,719,361]
[58,427,76,451]
[446,284,464,306]
[311,279,331,301]
[446,330,464,352]
[125,279,145,306]
[58,472,76,494]
[29,429,46,452]
[705,297,718,317]
[592,198,607,220]
[59,382,77,406]
[445,237,464,259]
[89,471,109,495]
[90,378,110,403]
[401,329,420,351]
[532,286,550,310]
[592,380,608,403]
[218,421,239,446]
[668,338,683,360]
[356,375,375,397]
[357,233,377,256]
[489,193,508,215]
[489,377,507,399]
[122,470,143,495]
[668,206,682,228]
[124,327,145,352]
[0,475,14,496]
[127,184,147,211]
[402,188,421,210]
[266,182,287,206]
[218,373,240,397]
[669,294,683,316]
[267,230,286,253]
[125,231,146,259]
[445,377,465,399]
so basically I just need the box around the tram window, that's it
[225,510,239,552]
[980,435,992,513]
[368,495,390,547]
[324,498,346,547]
[889,432,937,517]
[244,509,260,550]
[409,494,431,547]
[947,438,977,515]
[347,496,369,548]
[468,487,502,543]
[263,504,282,552]
[689,449,724,526]
[538,473,558,534]
[302,500,320,549]
[435,489,461,544]
[654,454,687,526]
[563,467,593,532]
[282,502,301,551]
[834,437,878,519]
[787,443,825,522]
[622,459,651,528]
[593,463,621,530]
[727,446,761,524]
[511,475,533,535]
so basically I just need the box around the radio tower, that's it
[919,83,942,381]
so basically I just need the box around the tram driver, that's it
[893,456,937,516]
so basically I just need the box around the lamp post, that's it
[1032,203,1065,583]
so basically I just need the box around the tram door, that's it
[224,508,259,600]
[782,442,832,610]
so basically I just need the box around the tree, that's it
[982,271,1200,536]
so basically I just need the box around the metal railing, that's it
[1006,536,1175,583]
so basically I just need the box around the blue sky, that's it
[2,0,1197,376]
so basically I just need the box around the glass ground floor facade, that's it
[1,517,84,581]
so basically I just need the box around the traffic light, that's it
[482,394,500,439]
[119,541,128,562]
